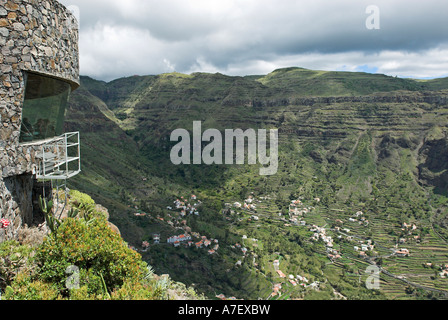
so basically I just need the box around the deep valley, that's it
[64,67,448,300]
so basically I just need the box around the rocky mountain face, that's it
[64,67,448,299]
[69,68,448,191]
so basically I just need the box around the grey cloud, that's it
[59,0,448,81]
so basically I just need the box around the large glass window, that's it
[19,72,71,143]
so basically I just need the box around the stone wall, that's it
[0,174,33,241]
[0,0,79,239]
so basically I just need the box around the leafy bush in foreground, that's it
[35,216,147,297]
[2,190,203,300]
[0,240,35,291]
[3,216,203,300]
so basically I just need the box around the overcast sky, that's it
[59,0,448,82]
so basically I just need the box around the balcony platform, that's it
[34,132,81,180]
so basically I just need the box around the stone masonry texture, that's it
[0,0,79,240]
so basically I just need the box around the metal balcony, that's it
[35,132,81,180]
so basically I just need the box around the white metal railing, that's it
[35,132,81,180]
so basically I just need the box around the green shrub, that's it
[110,274,205,300]
[36,217,147,298]
[68,285,94,300]
[0,240,35,290]
[3,272,60,300]
[111,278,159,300]
[67,190,107,221]
[3,188,203,300]
[69,190,95,208]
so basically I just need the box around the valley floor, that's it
[131,191,448,300]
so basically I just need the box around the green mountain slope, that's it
[65,68,448,300]
[257,67,425,96]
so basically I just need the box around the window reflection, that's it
[20,72,71,143]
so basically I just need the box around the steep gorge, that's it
[64,68,448,299]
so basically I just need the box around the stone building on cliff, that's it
[0,0,80,241]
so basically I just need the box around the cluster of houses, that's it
[286,201,346,263]
[270,275,319,298]
[143,195,220,255]
[169,195,201,217]
[272,259,316,290]
[290,205,386,263]
[166,232,220,255]
[399,222,421,243]
[285,197,318,227]
[289,199,314,217]
[309,224,342,260]
[136,195,203,252]
[347,211,369,227]
[232,196,258,211]
[142,240,150,251]
[331,211,369,228]
[393,248,410,257]
[167,234,192,247]
[242,235,259,248]
[127,200,148,217]
[439,264,448,279]
[353,239,375,258]
[333,219,353,233]
[232,236,259,267]
[222,196,261,226]
[271,283,283,297]
[231,242,248,257]
[287,218,307,227]
[271,281,322,298]
[438,264,448,278]
[402,222,417,232]
[423,263,448,278]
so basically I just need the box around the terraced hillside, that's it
[65,67,448,299]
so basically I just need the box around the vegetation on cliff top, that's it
[0,191,203,300]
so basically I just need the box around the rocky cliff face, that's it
[68,70,448,203]
[418,137,448,193]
